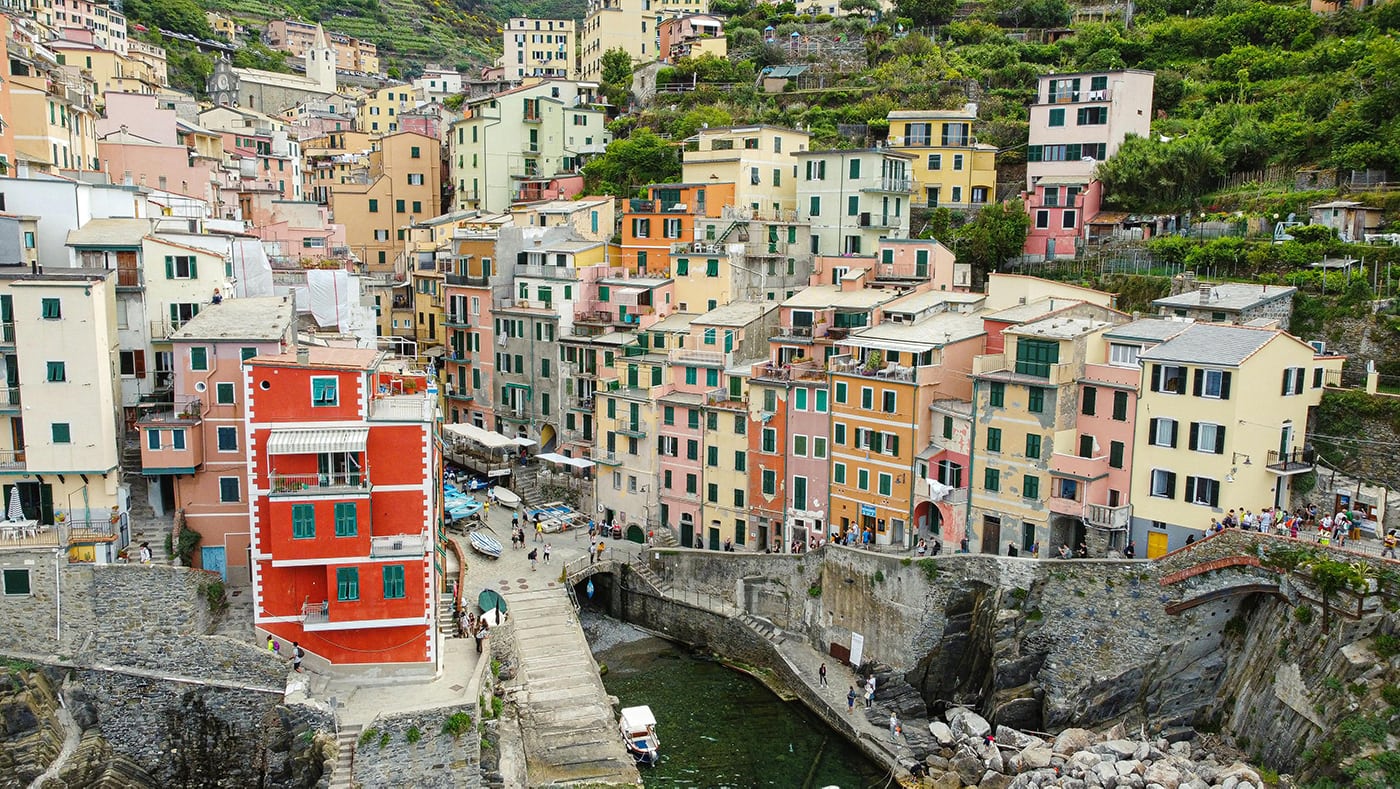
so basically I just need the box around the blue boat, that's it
[469,531,502,558]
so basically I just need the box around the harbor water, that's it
[585,613,887,788]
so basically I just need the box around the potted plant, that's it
[862,350,884,375]
[109,506,120,524]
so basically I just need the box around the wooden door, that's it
[1147,531,1169,559]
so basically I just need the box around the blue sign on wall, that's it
[859,504,876,517]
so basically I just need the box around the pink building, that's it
[514,174,584,205]
[135,297,296,584]
[1022,180,1102,261]
[243,197,348,263]
[96,92,224,206]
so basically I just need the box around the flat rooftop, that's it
[694,300,776,327]
[783,284,898,310]
[1006,315,1114,340]
[1152,283,1295,312]
[171,296,295,342]
[1103,318,1192,344]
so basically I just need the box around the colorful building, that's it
[504,18,577,80]
[136,297,295,584]
[1129,324,1342,557]
[248,347,440,668]
[886,107,997,209]
[793,148,914,256]
[621,182,732,273]
[1025,69,1154,190]
[1022,179,1101,261]
[681,125,810,218]
[581,0,709,80]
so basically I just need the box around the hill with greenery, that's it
[124,0,585,92]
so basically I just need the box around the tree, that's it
[599,48,635,108]
[841,0,881,13]
[957,200,1030,275]
[1095,134,1225,214]
[896,0,958,26]
[581,128,680,197]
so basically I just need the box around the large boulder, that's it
[952,750,985,785]
[1143,761,1182,789]
[995,724,1041,750]
[979,770,1014,789]
[1020,745,1054,770]
[955,710,993,741]
[1054,727,1097,755]
[929,720,956,747]
[1097,740,1138,760]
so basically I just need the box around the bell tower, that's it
[305,24,337,93]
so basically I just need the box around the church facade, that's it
[207,24,338,113]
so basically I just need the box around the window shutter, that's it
[1150,364,1161,392]
[1215,426,1226,454]
[1165,472,1176,498]
[1220,371,1231,400]
[169,303,178,323]
[1149,418,1159,444]
[1294,370,1304,395]
[1209,481,1221,507]
[164,255,174,279]
[517,252,527,265]
[1192,369,1203,397]
[888,433,899,455]
[1185,476,1197,503]
[1079,435,1093,458]
[188,257,198,279]
[1188,423,1199,451]
[1169,420,1178,448]
[133,350,147,379]
[1081,386,1096,416]
[1281,369,1290,396]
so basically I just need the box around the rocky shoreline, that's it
[914,706,1266,789]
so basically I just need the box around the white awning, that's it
[267,427,368,455]
[841,335,936,355]
[444,423,516,449]
[512,436,537,447]
[535,451,595,469]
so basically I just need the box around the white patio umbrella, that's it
[6,487,22,521]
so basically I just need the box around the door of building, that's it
[980,515,1001,554]
[201,546,227,580]
[1146,531,1169,559]
[708,524,721,551]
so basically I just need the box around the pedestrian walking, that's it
[889,713,900,741]
[292,642,304,673]
[474,622,485,654]
[847,686,856,713]
[535,522,544,543]
[528,548,538,571]
[596,540,605,562]
[1124,540,1136,559]
[266,635,276,652]
[543,543,551,563]
[819,662,828,687]
[1006,542,1018,557]
[864,684,874,709]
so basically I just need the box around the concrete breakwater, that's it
[588,531,1400,783]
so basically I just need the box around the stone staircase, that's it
[738,612,785,643]
[511,463,543,509]
[328,724,360,789]
[629,563,671,595]
[649,526,679,548]
[437,592,458,637]
[123,476,171,564]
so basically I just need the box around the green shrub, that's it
[808,584,822,597]
[1381,683,1400,707]
[1375,633,1400,658]
[405,725,422,744]
[441,712,472,739]
[358,728,377,747]
[916,558,938,582]
[1295,604,1314,625]
[378,732,390,749]
[1025,608,1043,621]
[872,569,885,584]
[1324,675,1344,693]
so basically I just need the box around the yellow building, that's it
[301,130,374,204]
[504,18,577,80]
[580,0,709,81]
[326,131,441,274]
[1129,324,1343,557]
[681,125,810,219]
[887,108,997,209]
[356,84,416,135]
[10,72,99,173]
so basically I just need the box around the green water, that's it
[596,631,887,789]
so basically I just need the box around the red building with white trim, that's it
[247,346,440,668]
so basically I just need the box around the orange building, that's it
[248,346,440,668]
[620,182,733,274]
[136,297,296,586]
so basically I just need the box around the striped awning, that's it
[267,427,368,455]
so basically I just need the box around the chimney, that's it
[1198,284,1212,304]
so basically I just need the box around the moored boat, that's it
[469,531,502,558]
[619,705,659,766]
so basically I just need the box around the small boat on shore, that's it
[469,531,502,558]
[619,705,660,766]
[478,587,507,626]
[492,486,521,509]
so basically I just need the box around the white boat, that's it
[619,705,660,766]
[492,486,521,509]
[469,531,502,559]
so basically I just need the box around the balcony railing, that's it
[0,321,12,344]
[862,177,913,193]
[269,472,370,495]
[1084,502,1132,531]
[445,273,489,287]
[829,354,917,383]
[0,386,19,410]
[1266,449,1315,475]
[592,451,622,466]
[371,534,427,558]
[616,422,646,437]
[302,600,329,625]
[668,348,730,366]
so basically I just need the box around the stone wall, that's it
[631,531,1399,769]
[351,705,481,789]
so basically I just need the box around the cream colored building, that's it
[0,268,127,563]
[511,197,615,242]
[1129,324,1343,556]
[793,148,914,256]
[504,18,577,80]
[1026,69,1154,190]
[680,125,810,219]
[449,81,609,213]
[580,0,709,81]
[10,71,99,173]
[887,107,997,209]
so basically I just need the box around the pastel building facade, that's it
[886,107,997,209]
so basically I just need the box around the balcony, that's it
[752,359,827,383]
[0,386,19,412]
[446,389,475,402]
[828,354,920,384]
[1050,451,1109,482]
[268,472,371,496]
[616,422,646,438]
[858,212,900,229]
[371,533,428,558]
[668,348,731,367]
[0,321,12,346]
[1084,502,1132,531]
[0,521,61,550]
[973,354,1079,386]
[445,273,489,287]
[862,177,913,193]
[592,451,623,466]
[149,318,194,341]
[570,396,594,412]
[1045,88,1113,105]
[1266,448,1315,475]
[0,449,25,471]
[443,312,473,328]
[745,241,788,257]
